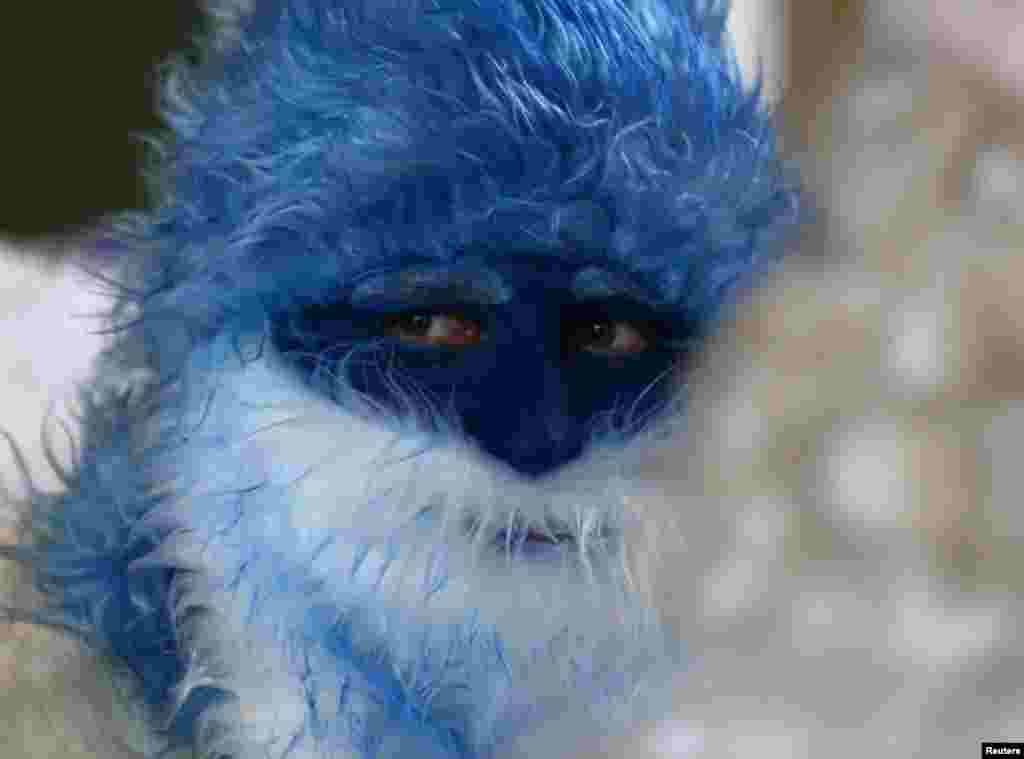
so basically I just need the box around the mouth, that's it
[459,515,616,558]
[459,514,576,553]
[452,512,618,561]
[493,524,577,548]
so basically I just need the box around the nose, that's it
[461,358,585,477]
[470,408,585,477]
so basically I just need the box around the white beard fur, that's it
[119,334,679,758]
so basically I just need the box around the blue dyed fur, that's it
[2,1,799,757]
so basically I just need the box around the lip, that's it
[461,515,574,551]
[460,515,616,557]
[493,525,576,547]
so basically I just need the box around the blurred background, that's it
[4,1,1024,757]
[0,2,205,244]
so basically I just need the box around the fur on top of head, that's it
[3,1,799,757]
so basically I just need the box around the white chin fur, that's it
[137,336,670,758]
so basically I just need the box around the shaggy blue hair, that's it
[3,0,799,756]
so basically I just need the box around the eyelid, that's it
[564,299,663,331]
[352,294,493,322]
[349,266,511,309]
[570,267,662,307]
[394,302,490,323]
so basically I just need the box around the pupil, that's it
[590,322,611,344]
[407,313,432,334]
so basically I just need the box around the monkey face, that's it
[130,249,694,759]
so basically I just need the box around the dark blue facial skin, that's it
[273,255,691,477]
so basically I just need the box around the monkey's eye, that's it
[575,320,650,355]
[383,311,484,347]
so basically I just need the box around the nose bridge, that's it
[485,370,579,476]
[508,351,570,441]
[491,301,564,413]
[469,300,582,475]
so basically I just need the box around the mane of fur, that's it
[2,1,799,757]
